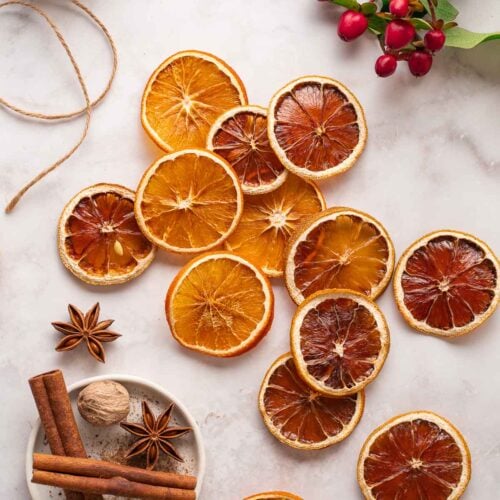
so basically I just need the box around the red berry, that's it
[337,10,368,42]
[385,20,416,49]
[424,29,446,52]
[375,54,398,77]
[389,0,409,17]
[408,51,433,77]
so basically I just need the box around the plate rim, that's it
[26,373,206,498]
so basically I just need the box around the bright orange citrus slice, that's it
[268,76,367,180]
[258,353,364,450]
[58,184,156,285]
[166,252,274,357]
[285,207,395,304]
[135,149,243,253]
[224,174,325,277]
[394,230,499,337]
[207,105,288,195]
[291,290,389,397]
[141,50,247,152]
[357,411,471,500]
[244,492,303,500]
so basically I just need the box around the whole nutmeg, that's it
[77,380,130,426]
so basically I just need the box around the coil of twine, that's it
[0,0,117,212]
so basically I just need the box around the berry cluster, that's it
[329,0,449,78]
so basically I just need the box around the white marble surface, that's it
[1,1,499,498]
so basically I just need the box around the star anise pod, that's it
[120,401,191,470]
[52,303,121,363]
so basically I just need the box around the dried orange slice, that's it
[268,76,367,180]
[207,105,288,195]
[58,184,156,285]
[357,411,471,500]
[258,354,364,450]
[285,207,395,304]
[166,252,274,357]
[224,174,325,277]
[135,149,243,254]
[394,230,499,337]
[291,290,389,397]
[244,492,303,500]
[142,50,247,152]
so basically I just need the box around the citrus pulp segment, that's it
[58,184,156,285]
[207,105,288,195]
[290,289,389,397]
[142,50,247,151]
[268,76,367,180]
[394,230,499,337]
[224,174,325,277]
[135,149,243,253]
[357,411,471,500]
[166,252,274,357]
[285,207,395,304]
[258,354,364,450]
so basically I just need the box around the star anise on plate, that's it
[52,303,121,363]
[120,401,192,470]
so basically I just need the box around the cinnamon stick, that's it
[29,370,102,500]
[33,453,197,490]
[32,470,196,500]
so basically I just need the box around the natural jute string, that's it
[0,0,117,213]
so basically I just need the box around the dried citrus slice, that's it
[135,149,243,253]
[258,353,364,450]
[58,184,156,285]
[224,174,325,277]
[244,492,303,500]
[207,105,288,195]
[285,207,395,304]
[268,76,367,180]
[357,411,471,500]
[291,290,389,397]
[394,230,499,337]
[142,50,247,152]
[166,252,274,357]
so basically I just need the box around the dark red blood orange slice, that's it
[58,184,155,285]
[357,411,471,500]
[268,76,367,180]
[258,353,364,450]
[394,230,499,337]
[290,289,389,397]
[207,105,288,195]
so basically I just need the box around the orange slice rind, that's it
[268,76,367,180]
[357,411,471,500]
[142,50,247,152]
[394,230,499,337]
[135,149,243,254]
[58,184,156,286]
[207,105,288,195]
[244,492,303,500]
[285,207,395,304]
[224,174,325,277]
[258,353,364,450]
[290,289,390,397]
[166,252,274,357]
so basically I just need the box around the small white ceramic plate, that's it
[26,374,205,499]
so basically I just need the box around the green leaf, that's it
[420,0,459,22]
[445,27,500,49]
[361,2,377,15]
[328,0,360,10]
[368,15,388,35]
[410,18,433,31]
